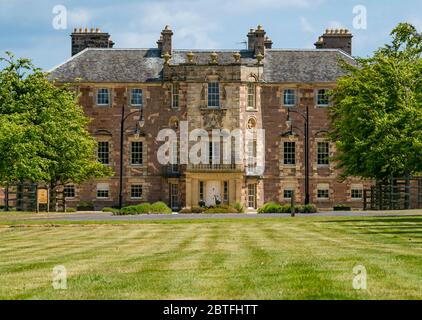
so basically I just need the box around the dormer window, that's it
[131,88,143,107]
[208,82,220,108]
[97,88,110,106]
[317,89,329,106]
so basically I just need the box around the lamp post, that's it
[119,104,145,209]
[286,105,310,205]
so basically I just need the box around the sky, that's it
[0,0,421,71]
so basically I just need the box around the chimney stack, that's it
[160,25,173,55]
[247,25,268,56]
[314,28,353,55]
[71,28,114,56]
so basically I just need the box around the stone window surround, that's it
[96,183,110,200]
[64,184,76,199]
[127,136,147,169]
[130,184,143,200]
[283,88,297,107]
[95,88,112,107]
[316,139,330,167]
[171,83,180,109]
[316,183,330,201]
[130,88,143,107]
[315,88,330,107]
[350,184,364,201]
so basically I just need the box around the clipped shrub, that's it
[135,203,152,214]
[258,202,283,214]
[296,204,318,214]
[77,201,94,211]
[180,207,204,214]
[204,205,238,214]
[120,205,140,215]
[102,207,120,214]
[233,202,245,213]
[150,202,172,214]
[65,208,76,213]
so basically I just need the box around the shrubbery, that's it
[116,202,172,215]
[258,202,317,214]
[180,204,242,214]
[65,208,76,213]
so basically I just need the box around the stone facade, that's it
[51,25,371,211]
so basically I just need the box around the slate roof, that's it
[49,48,354,84]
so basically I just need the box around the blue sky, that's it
[1,0,421,70]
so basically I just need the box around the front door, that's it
[206,181,221,207]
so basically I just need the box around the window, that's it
[171,84,179,109]
[247,83,256,109]
[131,141,143,166]
[131,89,143,107]
[199,181,205,201]
[97,88,110,105]
[317,189,329,199]
[317,142,330,165]
[247,140,257,174]
[98,141,110,165]
[283,89,296,106]
[317,89,329,106]
[64,185,75,199]
[283,142,296,165]
[248,184,257,209]
[209,142,220,165]
[208,82,220,108]
[223,181,229,203]
[284,189,294,199]
[130,185,143,199]
[97,183,109,199]
[351,189,363,200]
[169,184,179,209]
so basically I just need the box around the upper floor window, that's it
[97,88,110,106]
[316,89,329,106]
[64,185,76,199]
[283,89,296,106]
[208,82,220,108]
[283,142,296,165]
[98,141,110,165]
[317,142,330,165]
[131,141,143,166]
[131,88,143,107]
[172,84,179,109]
[247,83,256,109]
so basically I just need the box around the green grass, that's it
[0,216,421,300]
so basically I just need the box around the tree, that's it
[329,23,422,181]
[0,52,112,207]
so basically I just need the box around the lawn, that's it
[0,216,421,300]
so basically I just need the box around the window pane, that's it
[283,142,296,165]
[64,185,75,198]
[317,189,329,199]
[223,181,229,203]
[131,142,143,165]
[317,142,329,165]
[131,89,143,106]
[97,88,110,105]
[351,189,363,199]
[97,184,110,199]
[208,83,220,108]
[284,190,294,199]
[98,142,109,164]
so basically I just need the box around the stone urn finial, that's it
[233,51,241,64]
[163,52,172,65]
[256,52,264,65]
[210,51,218,64]
[186,51,195,64]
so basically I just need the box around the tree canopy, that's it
[0,52,112,187]
[330,23,422,181]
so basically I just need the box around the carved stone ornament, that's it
[201,109,226,130]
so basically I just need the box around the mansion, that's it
[49,25,370,211]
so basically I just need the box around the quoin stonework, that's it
[49,25,370,211]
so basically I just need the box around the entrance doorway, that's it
[206,181,221,207]
[248,184,257,209]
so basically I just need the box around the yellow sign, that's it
[38,189,48,204]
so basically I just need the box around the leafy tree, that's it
[0,52,112,207]
[330,23,422,181]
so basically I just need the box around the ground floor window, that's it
[248,184,257,209]
[223,181,229,203]
[351,188,363,200]
[130,185,143,199]
[283,189,294,200]
[97,183,110,199]
[317,189,329,199]
[169,183,179,209]
[64,185,76,199]
[199,181,205,201]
